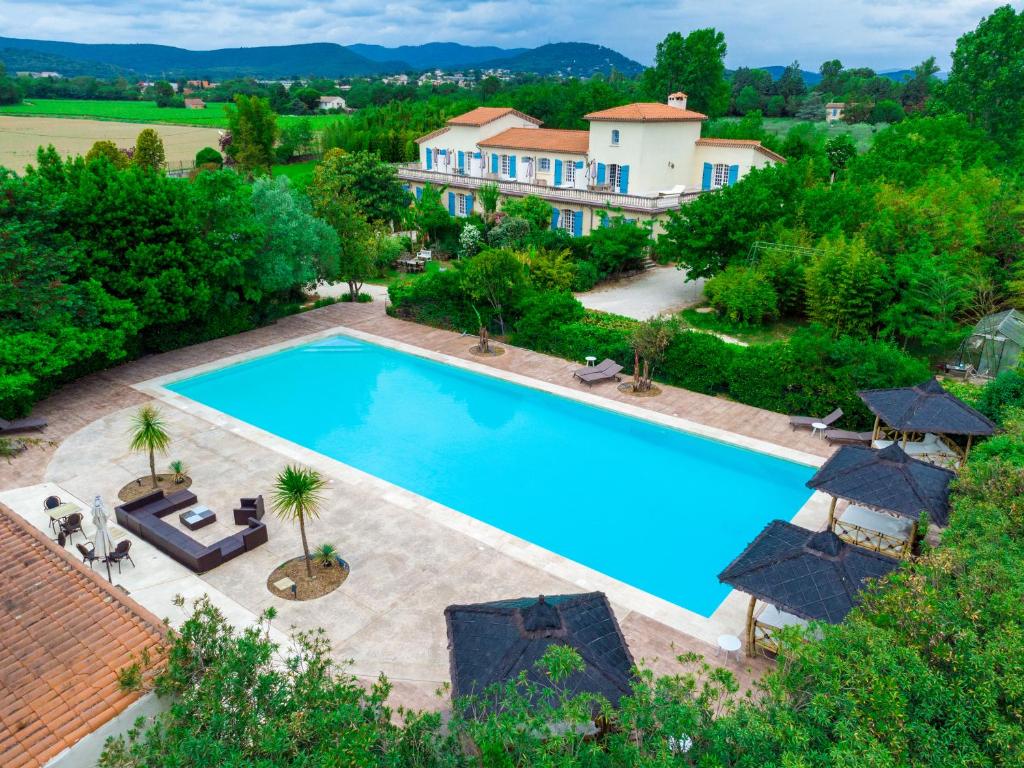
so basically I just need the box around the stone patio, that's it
[0,299,837,710]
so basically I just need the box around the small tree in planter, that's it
[169,460,189,484]
[270,465,327,579]
[129,405,171,489]
[472,306,490,353]
[631,318,672,392]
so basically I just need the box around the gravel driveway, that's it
[577,266,705,320]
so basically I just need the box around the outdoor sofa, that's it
[115,490,268,573]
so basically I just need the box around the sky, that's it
[0,0,1016,70]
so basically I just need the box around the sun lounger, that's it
[0,416,47,435]
[824,429,873,445]
[573,358,623,386]
[789,408,842,431]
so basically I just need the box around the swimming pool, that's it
[167,334,814,617]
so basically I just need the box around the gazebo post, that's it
[745,595,757,657]
[827,496,838,529]
[871,415,880,442]
[964,434,974,463]
[901,431,909,448]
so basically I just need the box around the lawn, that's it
[0,99,347,131]
[718,116,882,152]
[678,306,806,345]
[272,160,317,189]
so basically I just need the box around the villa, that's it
[825,102,846,123]
[397,93,785,235]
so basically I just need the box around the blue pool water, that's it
[168,335,814,616]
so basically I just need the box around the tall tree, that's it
[133,128,166,171]
[643,29,730,117]
[270,465,327,578]
[225,95,278,175]
[944,5,1024,158]
[309,149,407,226]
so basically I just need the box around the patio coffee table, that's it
[179,506,216,531]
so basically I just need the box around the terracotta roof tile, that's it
[695,137,787,163]
[0,505,167,768]
[446,106,542,127]
[415,126,450,144]
[584,102,708,122]
[478,127,590,155]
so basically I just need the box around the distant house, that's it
[184,98,206,110]
[825,102,846,123]
[186,79,211,89]
[319,95,347,111]
[0,506,167,768]
[15,70,61,78]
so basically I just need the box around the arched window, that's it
[611,129,620,145]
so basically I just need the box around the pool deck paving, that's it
[0,299,837,711]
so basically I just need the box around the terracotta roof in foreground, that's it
[478,127,589,155]
[584,102,707,122]
[446,106,542,127]
[695,137,787,163]
[0,505,167,768]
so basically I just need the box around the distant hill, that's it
[0,37,402,78]
[752,66,822,86]
[0,47,132,78]
[349,42,528,71]
[481,43,644,77]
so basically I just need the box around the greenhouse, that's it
[950,309,1024,378]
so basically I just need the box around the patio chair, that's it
[573,358,623,386]
[76,542,100,569]
[106,540,136,573]
[824,429,874,445]
[59,512,84,544]
[233,495,265,525]
[44,495,62,532]
[789,408,843,431]
[0,415,47,434]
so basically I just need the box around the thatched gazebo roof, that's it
[807,443,955,526]
[444,593,634,705]
[858,378,996,436]
[718,521,900,624]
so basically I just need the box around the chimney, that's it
[667,92,688,110]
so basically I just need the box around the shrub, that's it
[553,311,638,368]
[661,330,737,394]
[975,369,1024,425]
[588,217,649,278]
[195,146,223,167]
[387,270,478,331]
[526,248,575,292]
[571,260,600,292]
[704,266,779,325]
[488,216,531,249]
[512,291,585,352]
[339,292,372,303]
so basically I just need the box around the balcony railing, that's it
[396,163,701,214]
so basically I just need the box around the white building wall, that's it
[588,121,702,194]
[418,115,539,172]
[44,693,167,768]
[691,146,772,189]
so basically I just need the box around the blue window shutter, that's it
[466,194,474,215]
[509,155,517,177]
[457,150,464,170]
[448,192,456,215]
[415,187,422,199]
[474,151,481,159]
[701,162,713,190]
[550,207,560,231]
[491,153,498,173]
[402,183,409,192]
[575,160,583,170]
[573,210,583,237]
[728,164,739,186]
[600,213,610,228]
[619,165,629,194]
[597,163,606,184]
[425,149,432,170]
[554,159,563,186]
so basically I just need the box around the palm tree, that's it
[128,405,171,489]
[270,465,327,578]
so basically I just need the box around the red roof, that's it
[584,102,707,122]
[0,506,166,768]
[478,128,589,155]
[695,137,787,163]
[446,107,542,127]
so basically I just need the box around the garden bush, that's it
[660,330,737,394]
[704,265,779,325]
[387,269,480,331]
[975,369,1024,425]
[571,260,600,292]
[511,291,585,352]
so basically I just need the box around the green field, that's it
[271,160,317,188]
[719,116,882,151]
[0,99,345,130]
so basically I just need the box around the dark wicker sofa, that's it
[114,490,268,573]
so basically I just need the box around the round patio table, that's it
[811,421,828,439]
[717,634,741,660]
[585,356,597,367]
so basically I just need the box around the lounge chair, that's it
[0,415,47,434]
[573,358,623,386]
[824,429,873,445]
[789,408,843,431]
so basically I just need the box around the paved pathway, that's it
[577,266,705,320]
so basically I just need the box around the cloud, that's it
[0,0,1013,69]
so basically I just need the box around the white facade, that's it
[403,100,783,236]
